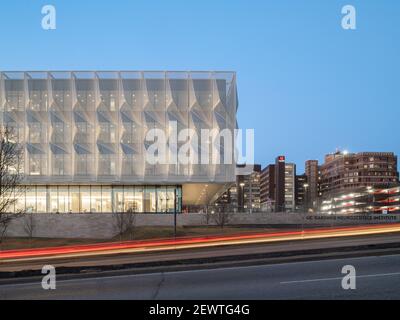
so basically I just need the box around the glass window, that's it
[53,155,65,175]
[124,186,135,212]
[14,187,26,213]
[91,186,102,213]
[53,122,65,143]
[101,187,112,212]
[157,186,167,213]
[80,186,91,213]
[28,123,44,143]
[49,186,58,213]
[76,154,89,175]
[99,155,116,175]
[14,185,181,214]
[134,187,143,213]
[29,155,43,175]
[36,187,47,213]
[26,187,36,213]
[144,187,156,212]
[113,187,124,212]
[58,187,70,213]
[70,186,80,212]
[166,187,176,212]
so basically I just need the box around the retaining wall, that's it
[5,212,400,239]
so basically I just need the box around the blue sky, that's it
[0,0,399,172]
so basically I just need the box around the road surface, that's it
[2,232,400,272]
[2,253,400,299]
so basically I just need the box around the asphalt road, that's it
[3,232,400,272]
[2,253,400,299]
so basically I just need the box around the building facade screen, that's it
[0,71,238,213]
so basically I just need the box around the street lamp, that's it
[239,182,245,212]
[204,184,209,215]
[173,186,177,239]
[303,183,309,213]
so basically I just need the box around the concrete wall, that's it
[5,212,400,239]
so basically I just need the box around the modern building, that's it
[0,71,237,213]
[305,159,320,209]
[214,164,261,212]
[213,184,238,212]
[260,164,275,211]
[274,156,286,212]
[320,185,400,214]
[320,151,399,198]
[295,174,307,211]
[260,156,296,212]
[237,164,261,212]
[283,162,296,212]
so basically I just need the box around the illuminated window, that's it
[91,186,102,213]
[49,186,58,213]
[36,187,47,213]
[80,187,91,213]
[58,187,70,213]
[113,187,124,212]
[101,187,112,212]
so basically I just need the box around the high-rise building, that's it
[295,174,307,211]
[237,164,261,212]
[320,151,399,198]
[305,160,320,209]
[260,156,296,212]
[284,163,296,212]
[0,71,238,213]
[260,164,275,211]
[274,156,286,212]
[214,164,261,212]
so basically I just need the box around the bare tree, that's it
[213,210,232,229]
[113,209,137,241]
[204,209,212,225]
[0,126,25,244]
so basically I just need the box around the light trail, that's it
[1,223,400,263]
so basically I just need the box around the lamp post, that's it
[204,184,209,215]
[299,183,308,233]
[173,187,177,239]
[249,176,253,214]
[303,183,309,213]
[239,182,245,212]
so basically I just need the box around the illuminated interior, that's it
[12,185,182,213]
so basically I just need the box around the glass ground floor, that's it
[11,185,182,214]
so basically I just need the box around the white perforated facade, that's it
[0,71,237,213]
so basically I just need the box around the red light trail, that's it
[1,223,400,263]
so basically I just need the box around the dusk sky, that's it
[1,0,399,172]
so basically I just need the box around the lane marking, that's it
[2,253,400,289]
[280,271,400,284]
